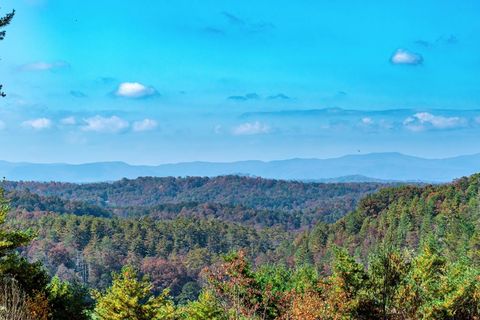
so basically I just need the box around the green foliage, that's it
[302,174,480,268]
[203,245,480,319]
[9,212,289,296]
[47,276,93,320]
[179,291,226,320]
[176,281,201,305]
[8,189,111,217]
[367,246,410,319]
[4,176,385,227]
[0,189,32,256]
[4,172,480,318]
[325,247,378,319]
[93,266,176,320]
[0,254,50,297]
[0,7,15,97]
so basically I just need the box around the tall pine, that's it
[93,266,176,320]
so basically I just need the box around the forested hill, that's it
[4,174,480,319]
[298,173,480,266]
[4,176,388,225]
[3,176,387,208]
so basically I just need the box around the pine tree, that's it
[320,247,378,319]
[93,266,176,320]
[0,188,32,259]
[395,241,446,319]
[179,291,226,320]
[368,246,410,320]
[47,276,92,320]
[0,189,47,319]
[0,7,15,97]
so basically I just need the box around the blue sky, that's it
[0,0,480,164]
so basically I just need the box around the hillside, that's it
[294,173,480,266]
[4,176,387,225]
[4,174,480,319]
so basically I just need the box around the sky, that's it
[0,0,480,164]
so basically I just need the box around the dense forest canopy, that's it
[3,175,386,209]
[3,176,388,225]
[1,173,480,318]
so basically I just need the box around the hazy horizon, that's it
[2,150,480,166]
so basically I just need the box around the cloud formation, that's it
[228,93,260,101]
[232,121,270,135]
[202,27,225,35]
[115,82,158,99]
[361,117,374,125]
[403,112,465,131]
[267,93,290,100]
[19,61,70,72]
[219,11,274,34]
[415,34,459,48]
[390,49,423,65]
[439,34,458,45]
[414,40,432,48]
[222,12,246,26]
[22,118,52,130]
[82,116,129,133]
[133,119,158,132]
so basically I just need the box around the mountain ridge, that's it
[1,152,479,182]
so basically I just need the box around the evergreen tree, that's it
[47,276,93,320]
[93,266,176,320]
[0,7,15,97]
[324,247,377,319]
[0,189,32,256]
[179,291,226,320]
[368,246,410,320]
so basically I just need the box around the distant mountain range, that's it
[1,152,479,183]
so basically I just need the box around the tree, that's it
[206,251,290,319]
[0,7,15,97]
[368,246,410,320]
[93,266,176,320]
[320,247,378,319]
[0,189,32,256]
[179,291,226,320]
[0,278,33,320]
[0,189,51,319]
[395,242,446,319]
[47,276,93,320]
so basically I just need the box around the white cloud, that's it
[232,121,270,135]
[82,115,129,133]
[60,116,76,125]
[115,82,158,99]
[390,49,423,65]
[0,121,5,130]
[361,117,374,125]
[132,118,158,132]
[19,61,70,71]
[404,112,465,131]
[22,118,52,130]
